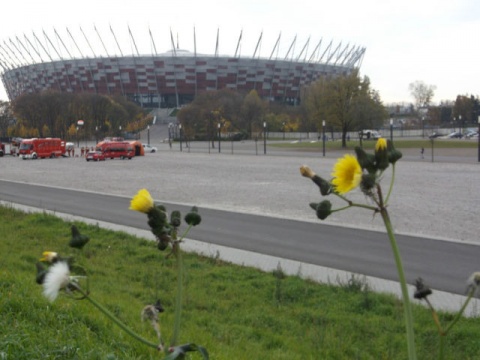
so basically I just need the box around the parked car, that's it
[464,130,478,139]
[428,132,445,139]
[358,130,381,140]
[86,151,106,161]
[446,131,463,139]
[142,144,157,153]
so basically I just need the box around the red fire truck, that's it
[19,138,66,159]
[95,141,134,160]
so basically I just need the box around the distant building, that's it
[0,27,365,107]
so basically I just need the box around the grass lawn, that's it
[2,206,480,359]
[270,138,478,152]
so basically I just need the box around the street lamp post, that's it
[147,125,150,146]
[282,122,286,140]
[322,120,326,157]
[179,124,182,152]
[459,115,462,136]
[390,118,393,142]
[421,117,425,138]
[263,122,267,155]
[168,123,172,149]
[217,123,221,153]
[119,125,122,138]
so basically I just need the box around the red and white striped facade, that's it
[0,29,365,107]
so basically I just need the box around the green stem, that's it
[170,242,184,347]
[444,289,474,335]
[74,286,159,349]
[380,208,417,360]
[439,335,446,360]
[384,163,396,205]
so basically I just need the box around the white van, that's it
[359,130,381,140]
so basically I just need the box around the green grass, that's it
[271,138,478,151]
[2,206,480,359]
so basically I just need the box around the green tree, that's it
[241,90,266,139]
[303,70,386,147]
[453,95,479,129]
[0,101,12,138]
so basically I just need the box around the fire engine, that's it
[95,141,134,160]
[19,138,66,159]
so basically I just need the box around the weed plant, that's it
[2,206,480,359]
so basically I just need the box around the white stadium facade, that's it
[0,27,365,108]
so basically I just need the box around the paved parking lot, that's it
[1,144,479,245]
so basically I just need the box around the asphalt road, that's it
[1,179,479,296]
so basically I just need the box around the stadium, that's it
[0,27,365,108]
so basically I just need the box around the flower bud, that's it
[170,210,182,227]
[387,140,403,164]
[185,206,202,226]
[147,206,167,238]
[300,165,332,195]
[374,138,389,171]
[413,277,432,300]
[310,200,332,220]
[360,173,376,194]
[354,147,376,173]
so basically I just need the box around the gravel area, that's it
[1,142,479,245]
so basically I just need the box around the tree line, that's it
[177,70,387,148]
[1,74,478,147]
[3,90,151,142]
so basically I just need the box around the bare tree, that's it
[408,81,436,109]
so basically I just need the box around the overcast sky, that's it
[1,0,478,105]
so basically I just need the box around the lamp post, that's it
[322,120,326,157]
[217,123,221,153]
[77,120,84,148]
[477,115,480,162]
[119,125,122,138]
[421,117,425,138]
[95,126,98,144]
[179,124,182,152]
[282,122,286,140]
[390,118,393,142]
[147,125,150,146]
[263,121,267,155]
[459,115,462,136]
[168,123,172,149]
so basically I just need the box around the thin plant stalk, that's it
[437,289,475,360]
[170,241,183,347]
[380,208,417,360]
[169,224,193,347]
[73,285,160,350]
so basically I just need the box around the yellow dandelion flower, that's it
[375,138,387,152]
[331,154,362,194]
[129,189,154,213]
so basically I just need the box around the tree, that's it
[453,95,480,128]
[408,81,436,109]
[302,70,386,147]
[177,89,244,141]
[241,90,266,139]
[0,101,13,138]
[11,92,146,140]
